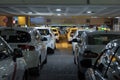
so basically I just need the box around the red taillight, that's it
[18,45,35,51]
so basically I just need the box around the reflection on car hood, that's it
[0,58,13,80]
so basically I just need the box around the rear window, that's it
[38,29,49,35]
[52,29,57,32]
[71,30,77,33]
[0,30,31,43]
[88,34,120,45]
[78,31,84,37]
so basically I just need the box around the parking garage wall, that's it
[0,16,113,27]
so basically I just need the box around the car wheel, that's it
[54,44,56,50]
[43,54,47,64]
[32,55,41,76]
[47,48,54,54]
[72,51,74,54]
[77,55,82,74]
[74,56,76,64]
[23,70,28,80]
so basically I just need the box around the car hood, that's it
[0,58,14,79]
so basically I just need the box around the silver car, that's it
[0,27,47,75]
[0,36,27,80]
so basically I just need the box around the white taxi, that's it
[0,36,27,80]
[51,27,60,42]
[35,26,56,54]
[67,27,78,43]
[0,27,47,75]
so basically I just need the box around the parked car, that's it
[0,36,27,80]
[85,39,120,80]
[35,26,56,54]
[73,31,120,74]
[67,27,78,43]
[72,29,96,64]
[51,27,60,42]
[72,29,84,64]
[0,27,47,75]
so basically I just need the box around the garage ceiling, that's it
[0,5,120,17]
[0,0,120,17]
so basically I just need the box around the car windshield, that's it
[78,31,84,37]
[38,29,49,35]
[88,34,120,45]
[70,30,77,36]
[0,38,11,60]
[1,30,31,43]
[71,30,77,33]
[52,29,57,32]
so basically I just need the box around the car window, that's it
[38,29,50,35]
[33,30,42,41]
[0,39,11,60]
[88,34,120,45]
[52,29,57,32]
[1,30,31,43]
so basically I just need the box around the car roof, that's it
[0,27,38,32]
[84,31,120,35]
[108,39,120,47]
[34,26,51,29]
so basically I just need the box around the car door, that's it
[34,30,46,63]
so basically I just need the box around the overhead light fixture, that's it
[115,17,120,18]
[28,12,33,14]
[91,16,98,18]
[56,8,61,12]
[87,11,92,14]
[57,14,61,16]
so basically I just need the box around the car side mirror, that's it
[72,39,78,42]
[13,48,23,62]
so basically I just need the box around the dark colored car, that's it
[85,39,120,80]
[73,31,120,75]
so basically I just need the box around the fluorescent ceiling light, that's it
[91,16,98,18]
[57,14,61,16]
[56,8,61,11]
[115,17,120,18]
[28,12,33,14]
[87,11,92,14]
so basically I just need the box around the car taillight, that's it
[18,45,35,51]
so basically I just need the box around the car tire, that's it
[47,48,54,54]
[32,55,41,76]
[74,56,76,64]
[54,44,56,50]
[23,70,28,80]
[43,55,47,64]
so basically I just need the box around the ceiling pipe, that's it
[87,0,90,4]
